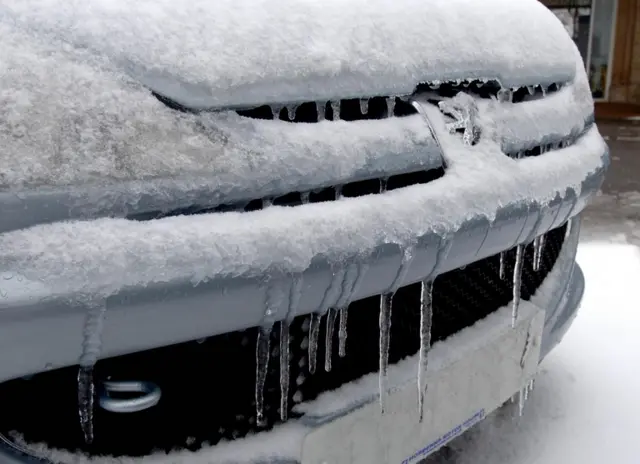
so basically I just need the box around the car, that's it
[0,0,608,463]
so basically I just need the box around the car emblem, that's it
[438,92,481,146]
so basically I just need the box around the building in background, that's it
[541,0,640,113]
[542,0,618,101]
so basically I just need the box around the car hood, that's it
[0,0,576,109]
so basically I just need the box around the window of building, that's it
[543,0,617,100]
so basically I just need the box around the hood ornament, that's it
[438,92,481,146]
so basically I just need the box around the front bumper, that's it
[0,140,604,385]
[0,216,586,463]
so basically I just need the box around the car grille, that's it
[0,223,567,458]
[154,80,564,123]
[127,167,446,221]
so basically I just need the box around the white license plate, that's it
[301,305,545,464]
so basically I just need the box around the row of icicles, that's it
[251,185,555,428]
[269,97,398,122]
[251,80,564,123]
[75,186,563,445]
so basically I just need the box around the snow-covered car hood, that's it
[0,0,597,236]
[0,0,576,110]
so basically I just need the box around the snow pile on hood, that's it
[0,0,576,109]
[0,19,438,191]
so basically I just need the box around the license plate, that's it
[301,305,545,464]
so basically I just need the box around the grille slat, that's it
[126,167,445,222]
[0,224,567,457]
[154,81,564,122]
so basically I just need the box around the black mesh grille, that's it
[0,224,567,457]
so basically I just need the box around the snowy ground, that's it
[429,122,640,464]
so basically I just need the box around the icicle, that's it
[255,279,285,425]
[380,177,388,193]
[310,266,346,373]
[532,237,540,272]
[379,292,394,412]
[360,98,369,115]
[317,102,326,122]
[338,307,348,358]
[255,326,272,427]
[262,198,273,209]
[386,97,396,117]
[520,328,532,369]
[499,251,506,280]
[301,192,310,204]
[308,313,321,374]
[429,82,441,90]
[537,235,546,270]
[277,274,303,422]
[512,244,525,328]
[518,387,525,417]
[271,106,282,120]
[417,280,434,422]
[497,88,513,103]
[324,308,338,372]
[524,382,530,401]
[279,321,290,421]
[336,261,369,359]
[331,101,341,121]
[335,185,343,200]
[333,263,357,341]
[533,236,545,271]
[286,105,297,121]
[77,367,96,444]
[541,85,548,97]
[77,297,107,444]
[526,85,535,95]
[378,245,414,410]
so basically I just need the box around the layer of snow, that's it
[0,14,440,192]
[430,240,640,464]
[478,63,594,152]
[0,124,607,298]
[0,0,576,110]
[0,13,590,198]
[14,422,309,464]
